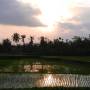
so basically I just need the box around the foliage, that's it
[0,33,90,56]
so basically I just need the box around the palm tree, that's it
[21,35,26,45]
[40,36,47,47]
[12,33,20,45]
[29,36,34,45]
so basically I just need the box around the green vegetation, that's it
[0,56,90,74]
[1,33,90,56]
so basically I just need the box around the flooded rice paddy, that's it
[0,73,90,88]
[0,58,90,88]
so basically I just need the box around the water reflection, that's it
[36,74,90,87]
[0,74,90,88]
[0,62,64,73]
[23,62,53,73]
[36,74,60,87]
[1,61,89,74]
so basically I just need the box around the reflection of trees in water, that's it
[23,63,53,73]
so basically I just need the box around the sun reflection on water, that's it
[43,75,54,86]
[0,73,90,88]
[36,74,63,87]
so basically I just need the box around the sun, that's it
[17,0,73,28]
[37,0,73,26]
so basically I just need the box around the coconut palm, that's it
[12,33,20,45]
[29,36,34,45]
[21,35,26,45]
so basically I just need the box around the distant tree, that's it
[3,39,11,46]
[1,32,90,56]
[54,38,60,45]
[66,39,69,43]
[59,37,61,40]
[72,36,82,43]
[48,40,53,48]
[21,35,26,46]
[29,36,34,46]
[2,39,11,53]
[89,34,90,39]
[12,33,20,45]
[40,36,47,47]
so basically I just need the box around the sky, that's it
[0,0,90,43]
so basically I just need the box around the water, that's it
[0,61,90,74]
[0,62,90,88]
[0,73,90,88]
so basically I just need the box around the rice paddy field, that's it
[0,56,90,89]
[0,56,90,74]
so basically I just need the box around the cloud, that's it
[59,7,90,30]
[56,6,90,38]
[72,7,90,22]
[0,0,45,27]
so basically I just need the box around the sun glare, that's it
[17,0,74,28]
[37,0,73,26]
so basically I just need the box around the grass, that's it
[0,56,90,74]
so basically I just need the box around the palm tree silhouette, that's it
[29,36,34,46]
[12,33,20,45]
[21,35,26,46]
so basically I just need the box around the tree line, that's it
[0,33,90,56]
